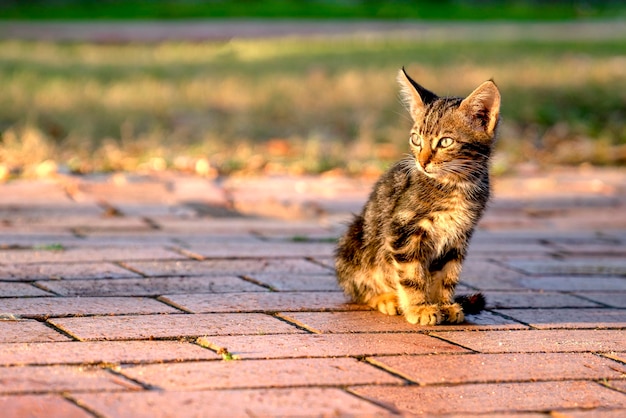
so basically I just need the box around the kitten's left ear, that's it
[459,80,501,137]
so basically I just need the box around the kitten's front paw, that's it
[369,293,399,316]
[404,304,441,325]
[441,303,465,324]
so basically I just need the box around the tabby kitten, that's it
[335,68,500,325]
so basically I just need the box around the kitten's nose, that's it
[419,149,432,171]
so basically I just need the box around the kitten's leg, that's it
[368,293,399,316]
[395,262,442,325]
[431,254,464,324]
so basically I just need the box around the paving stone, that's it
[38,276,264,297]
[118,357,402,390]
[50,313,304,341]
[561,409,626,418]
[459,260,529,290]
[75,388,392,418]
[351,381,626,416]
[0,320,70,342]
[553,242,626,256]
[1,297,178,318]
[572,292,626,308]
[246,273,341,291]
[124,258,331,277]
[0,262,141,282]
[161,291,362,313]
[466,242,553,256]
[492,308,626,329]
[0,340,218,366]
[607,380,626,394]
[12,216,151,230]
[432,329,626,353]
[0,246,186,264]
[197,332,468,359]
[180,242,335,258]
[517,276,626,291]
[506,258,626,276]
[0,365,142,394]
[279,311,526,334]
[0,282,52,297]
[368,352,626,384]
[483,291,601,308]
[602,352,626,365]
[0,394,92,418]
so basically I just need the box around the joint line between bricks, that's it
[114,261,148,277]
[273,312,321,334]
[342,387,404,416]
[63,393,107,418]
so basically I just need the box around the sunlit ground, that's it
[0,34,624,178]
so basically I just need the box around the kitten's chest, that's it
[397,190,482,252]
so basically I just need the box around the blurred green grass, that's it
[0,36,625,177]
[2,0,624,20]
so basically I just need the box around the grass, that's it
[0,35,625,177]
[2,0,625,20]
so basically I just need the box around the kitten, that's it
[335,68,499,325]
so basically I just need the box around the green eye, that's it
[409,133,421,148]
[438,137,454,148]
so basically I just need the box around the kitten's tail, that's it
[454,293,486,315]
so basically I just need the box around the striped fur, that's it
[335,69,500,325]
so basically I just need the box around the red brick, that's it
[0,282,52,297]
[0,340,218,366]
[1,297,178,318]
[124,258,331,277]
[38,275,264,297]
[279,311,526,334]
[602,352,626,364]
[0,262,140,281]
[13,216,151,231]
[118,357,402,390]
[0,246,186,264]
[75,388,392,418]
[561,409,626,418]
[244,273,340,291]
[180,242,334,258]
[432,329,626,353]
[49,313,304,341]
[198,332,468,359]
[0,365,142,394]
[492,308,626,329]
[368,352,626,384]
[484,291,600,308]
[0,320,69,343]
[351,381,626,416]
[161,291,362,313]
[607,380,626,394]
[0,394,91,418]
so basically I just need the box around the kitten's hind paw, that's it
[441,303,465,324]
[404,304,442,325]
[368,293,399,316]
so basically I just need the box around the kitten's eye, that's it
[437,137,454,148]
[409,133,421,148]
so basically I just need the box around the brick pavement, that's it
[0,167,625,417]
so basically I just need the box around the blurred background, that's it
[0,0,625,179]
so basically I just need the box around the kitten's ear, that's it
[459,80,501,136]
[397,67,438,118]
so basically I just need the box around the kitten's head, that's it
[397,68,500,184]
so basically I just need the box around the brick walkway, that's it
[1,168,625,417]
